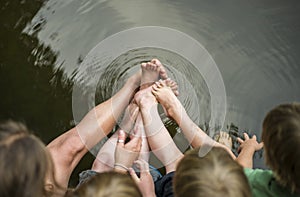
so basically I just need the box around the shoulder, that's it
[244,168,273,180]
[244,168,297,197]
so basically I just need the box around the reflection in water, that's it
[0,0,83,186]
[0,0,73,141]
[2,0,300,185]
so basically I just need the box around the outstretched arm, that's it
[46,72,141,192]
[236,133,264,168]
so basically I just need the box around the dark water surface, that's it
[1,0,300,186]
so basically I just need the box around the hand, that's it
[129,159,156,197]
[237,133,264,153]
[114,130,142,173]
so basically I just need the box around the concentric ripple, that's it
[72,26,227,168]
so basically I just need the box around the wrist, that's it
[114,163,129,174]
[143,193,156,197]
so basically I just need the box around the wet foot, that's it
[151,79,181,119]
[214,131,233,150]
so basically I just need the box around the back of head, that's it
[262,103,300,192]
[73,171,142,197]
[0,121,50,197]
[174,147,251,197]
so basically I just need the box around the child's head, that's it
[73,171,142,197]
[174,147,251,197]
[262,103,300,192]
[0,121,54,197]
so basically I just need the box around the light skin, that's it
[134,81,183,174]
[236,133,264,168]
[114,129,142,174]
[91,103,139,172]
[214,131,233,150]
[152,79,236,159]
[130,159,156,197]
[46,70,141,194]
[91,59,168,172]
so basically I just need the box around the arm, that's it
[170,103,237,159]
[236,133,264,168]
[152,80,236,159]
[46,74,140,191]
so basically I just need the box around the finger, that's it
[127,136,142,152]
[258,142,264,150]
[134,159,143,168]
[237,137,244,144]
[117,130,126,147]
[237,146,241,153]
[252,135,257,141]
[135,159,150,175]
[244,133,250,140]
[129,168,140,183]
[140,160,150,175]
[219,131,223,138]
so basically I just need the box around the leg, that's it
[135,86,183,173]
[46,71,141,191]
[132,113,150,162]
[152,79,236,159]
[133,60,168,162]
[91,103,139,172]
[89,59,167,174]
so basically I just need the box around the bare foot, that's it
[140,62,161,89]
[214,131,233,150]
[126,69,142,89]
[151,59,168,80]
[134,86,157,109]
[152,79,181,119]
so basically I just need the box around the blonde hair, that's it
[0,121,54,197]
[174,147,251,197]
[73,171,142,197]
[262,103,300,192]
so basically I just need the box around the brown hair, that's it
[72,171,142,197]
[174,147,251,197]
[262,103,300,192]
[0,121,53,197]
